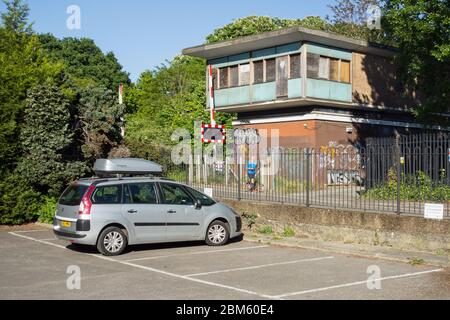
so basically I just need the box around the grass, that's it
[258,225,273,235]
[283,226,295,237]
[435,249,449,256]
[408,257,425,266]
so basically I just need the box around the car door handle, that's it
[128,209,138,214]
[167,210,177,214]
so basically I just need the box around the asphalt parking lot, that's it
[0,227,449,300]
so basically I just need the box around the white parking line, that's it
[186,256,335,277]
[9,232,68,250]
[124,245,269,262]
[272,269,443,299]
[9,229,49,234]
[8,232,272,299]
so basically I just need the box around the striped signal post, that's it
[208,65,216,126]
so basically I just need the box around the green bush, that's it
[258,225,273,234]
[241,212,258,229]
[364,171,450,201]
[37,196,58,224]
[283,226,295,237]
[0,174,42,225]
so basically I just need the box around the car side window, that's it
[160,183,194,206]
[126,183,158,204]
[92,185,122,204]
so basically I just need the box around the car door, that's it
[121,182,166,243]
[158,183,204,241]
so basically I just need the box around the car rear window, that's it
[59,185,89,206]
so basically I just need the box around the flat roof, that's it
[182,26,396,60]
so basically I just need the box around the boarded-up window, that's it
[307,53,320,78]
[229,65,239,87]
[318,56,330,79]
[329,58,339,81]
[253,60,264,84]
[239,63,250,86]
[266,59,276,82]
[340,60,350,83]
[219,67,228,88]
[290,54,301,78]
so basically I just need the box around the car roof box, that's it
[93,158,163,177]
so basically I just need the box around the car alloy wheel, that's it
[103,231,124,254]
[97,226,128,256]
[206,221,229,246]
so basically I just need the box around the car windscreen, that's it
[59,185,89,206]
[185,186,216,206]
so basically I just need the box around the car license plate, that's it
[61,221,72,228]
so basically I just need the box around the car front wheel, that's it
[205,220,230,246]
[97,227,128,256]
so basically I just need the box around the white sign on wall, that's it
[424,203,444,220]
[204,188,213,198]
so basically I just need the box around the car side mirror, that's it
[195,200,202,210]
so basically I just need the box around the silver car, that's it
[53,178,242,256]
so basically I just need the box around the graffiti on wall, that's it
[319,141,364,185]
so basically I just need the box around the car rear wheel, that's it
[97,227,127,256]
[205,221,230,246]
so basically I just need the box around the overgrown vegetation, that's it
[0,0,129,224]
[364,171,450,201]
[283,226,296,237]
[241,212,258,230]
[258,225,274,235]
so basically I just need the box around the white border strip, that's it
[9,232,69,250]
[273,268,443,298]
[186,256,334,277]
[124,245,269,262]
[232,112,448,131]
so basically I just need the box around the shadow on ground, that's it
[66,234,245,255]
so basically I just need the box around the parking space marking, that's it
[8,232,273,299]
[9,229,50,234]
[185,256,335,277]
[272,269,443,299]
[124,245,269,262]
[96,254,272,299]
[9,232,68,250]
[9,232,443,301]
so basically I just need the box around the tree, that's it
[328,0,380,25]
[78,86,126,163]
[38,34,130,93]
[17,85,87,196]
[205,15,385,45]
[383,0,450,120]
[0,3,61,175]
[1,0,32,33]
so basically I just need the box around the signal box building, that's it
[183,27,443,150]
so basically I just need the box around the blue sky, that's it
[2,0,334,82]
